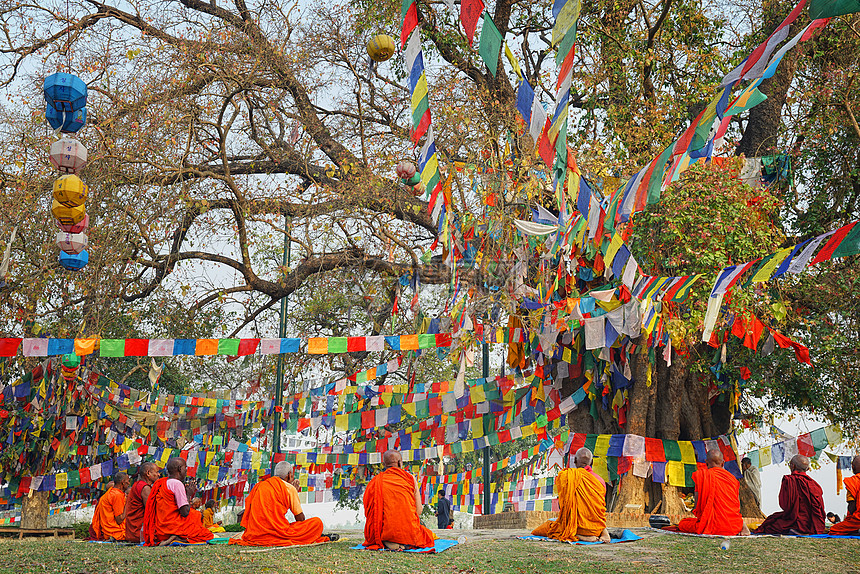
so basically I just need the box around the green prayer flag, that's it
[583,433,597,453]
[67,470,81,488]
[327,337,348,353]
[217,338,240,355]
[832,222,860,258]
[99,339,125,357]
[478,13,503,76]
[645,145,675,205]
[810,0,860,18]
[684,463,696,487]
[418,334,436,349]
[662,439,683,461]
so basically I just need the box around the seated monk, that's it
[125,462,160,543]
[90,473,129,541]
[230,461,332,546]
[142,457,214,546]
[674,449,750,536]
[362,450,436,550]
[203,500,226,533]
[829,455,860,535]
[532,447,610,542]
[753,455,825,535]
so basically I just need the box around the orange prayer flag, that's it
[195,339,218,355]
[307,338,328,354]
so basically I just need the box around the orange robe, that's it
[91,487,126,541]
[532,467,606,541]
[203,507,226,533]
[829,474,860,535]
[142,477,214,545]
[124,480,148,542]
[229,477,326,546]
[362,467,436,549]
[678,466,744,535]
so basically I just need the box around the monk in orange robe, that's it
[142,457,214,546]
[532,447,610,542]
[124,462,159,543]
[91,472,130,541]
[203,500,226,533]
[675,449,750,536]
[362,450,436,550]
[829,456,860,535]
[230,461,331,546]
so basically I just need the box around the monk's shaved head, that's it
[574,447,593,468]
[706,449,724,468]
[166,456,186,477]
[789,454,810,472]
[383,450,402,469]
[274,461,293,479]
[139,462,156,476]
[113,472,129,487]
[853,455,860,475]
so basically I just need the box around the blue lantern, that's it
[59,249,88,271]
[46,106,86,134]
[43,73,87,112]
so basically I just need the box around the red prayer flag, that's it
[810,222,857,265]
[237,338,259,356]
[401,1,419,48]
[460,0,484,46]
[645,437,666,462]
[347,337,366,352]
[0,338,22,357]
[124,339,148,356]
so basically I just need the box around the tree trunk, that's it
[21,491,49,530]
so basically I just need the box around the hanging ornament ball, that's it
[61,352,81,368]
[50,137,88,174]
[53,174,88,207]
[46,106,86,134]
[59,249,89,271]
[56,231,88,255]
[367,34,396,62]
[395,161,416,179]
[51,200,87,226]
[57,213,89,234]
[43,73,88,112]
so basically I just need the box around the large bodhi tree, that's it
[0,0,856,520]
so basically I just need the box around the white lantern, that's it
[395,161,416,179]
[56,232,87,254]
[49,137,88,174]
[57,213,88,234]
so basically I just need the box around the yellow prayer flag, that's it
[592,456,610,482]
[551,0,581,46]
[55,473,68,490]
[678,441,697,463]
[73,338,98,356]
[594,434,610,457]
[307,337,328,354]
[604,233,624,268]
[207,465,219,481]
[751,247,793,283]
[667,461,686,487]
[504,43,522,79]
[471,418,484,438]
[335,414,348,432]
[759,446,772,467]
[195,339,218,355]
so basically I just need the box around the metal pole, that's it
[272,215,291,466]
[482,340,491,515]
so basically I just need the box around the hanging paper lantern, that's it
[43,73,88,112]
[59,249,88,271]
[52,200,86,226]
[53,174,88,206]
[402,173,421,187]
[56,232,88,255]
[57,213,89,234]
[395,161,416,179]
[61,353,81,368]
[46,106,86,134]
[367,35,396,62]
[49,137,88,174]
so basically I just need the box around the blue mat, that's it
[350,539,459,553]
[519,529,641,545]
[168,538,230,546]
[797,534,860,540]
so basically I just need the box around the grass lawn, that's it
[0,529,858,574]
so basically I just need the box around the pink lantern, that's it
[49,137,88,174]
[395,161,416,179]
[57,213,88,233]
[56,231,87,254]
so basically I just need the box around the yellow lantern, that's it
[52,200,86,226]
[367,35,396,62]
[53,174,88,207]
